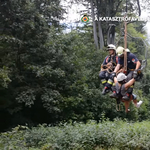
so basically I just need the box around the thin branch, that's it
[113,0,122,16]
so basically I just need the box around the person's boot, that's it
[122,93,130,100]
[110,91,119,99]
[102,87,110,95]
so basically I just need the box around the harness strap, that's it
[116,104,121,111]
[116,83,122,111]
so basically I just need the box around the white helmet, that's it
[107,44,116,51]
[117,72,127,82]
[125,48,130,52]
[116,46,124,56]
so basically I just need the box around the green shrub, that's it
[1,120,150,149]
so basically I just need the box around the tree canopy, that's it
[0,0,150,131]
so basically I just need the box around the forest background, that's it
[0,0,150,133]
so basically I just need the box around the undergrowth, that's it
[1,119,150,150]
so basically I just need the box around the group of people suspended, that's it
[99,44,143,108]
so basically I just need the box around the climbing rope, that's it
[123,0,128,73]
[124,20,127,73]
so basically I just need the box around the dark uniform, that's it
[118,53,138,71]
[99,55,118,94]
[118,53,138,78]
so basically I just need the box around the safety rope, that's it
[124,0,128,73]
[124,20,127,73]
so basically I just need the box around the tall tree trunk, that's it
[96,0,104,49]
[137,0,141,16]
[97,21,104,49]
[90,0,99,49]
[106,0,116,45]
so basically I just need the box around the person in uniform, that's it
[99,44,118,95]
[110,46,141,100]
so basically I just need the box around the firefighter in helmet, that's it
[99,44,118,95]
[110,46,141,100]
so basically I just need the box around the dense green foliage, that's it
[1,119,150,150]
[0,0,150,149]
[0,0,150,134]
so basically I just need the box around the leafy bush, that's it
[1,120,150,149]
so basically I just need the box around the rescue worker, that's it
[110,46,141,100]
[99,44,118,95]
[113,72,143,108]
